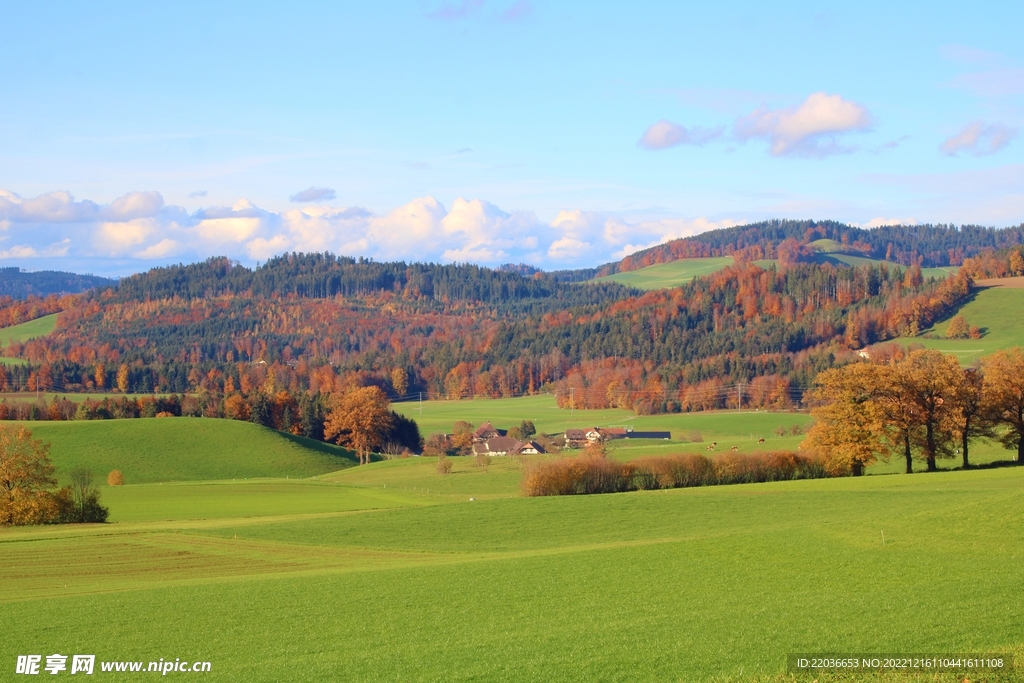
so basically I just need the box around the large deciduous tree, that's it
[898,350,963,472]
[950,367,987,468]
[805,364,887,476]
[324,386,394,464]
[982,348,1024,464]
[0,425,59,526]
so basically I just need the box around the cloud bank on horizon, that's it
[0,189,742,275]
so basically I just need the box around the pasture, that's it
[0,312,59,346]
[897,286,1024,364]
[19,418,358,485]
[592,253,955,291]
[593,257,739,289]
[393,393,812,442]
[2,447,1021,681]
[0,313,59,365]
[393,394,1016,471]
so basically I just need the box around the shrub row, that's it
[522,451,834,497]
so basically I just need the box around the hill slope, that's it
[895,286,1024,363]
[0,268,114,298]
[596,252,956,291]
[21,417,358,484]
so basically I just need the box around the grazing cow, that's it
[706,445,715,451]
[711,441,717,446]
[730,446,738,452]
[758,438,765,444]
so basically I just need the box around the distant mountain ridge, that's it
[0,267,115,299]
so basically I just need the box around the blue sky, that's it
[1,1,1022,275]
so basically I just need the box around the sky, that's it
[1,1,1023,276]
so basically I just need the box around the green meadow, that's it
[594,256,740,288]
[19,418,358,485]
[0,311,59,345]
[393,393,812,442]
[2,441,1022,682]
[594,252,955,291]
[897,286,1024,364]
[0,312,59,365]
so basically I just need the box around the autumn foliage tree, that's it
[805,349,996,474]
[324,386,394,464]
[805,364,888,475]
[981,348,1024,464]
[0,425,60,525]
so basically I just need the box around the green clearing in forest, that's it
[593,256,739,288]
[0,312,59,345]
[895,286,1024,364]
[1,462,1021,682]
[594,253,955,291]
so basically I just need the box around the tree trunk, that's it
[961,431,970,469]
[904,433,913,474]
[925,423,937,472]
[1018,437,1023,465]
[852,462,864,477]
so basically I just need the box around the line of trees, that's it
[804,348,1024,474]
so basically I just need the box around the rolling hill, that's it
[20,417,358,485]
[895,283,1024,363]
[595,243,957,291]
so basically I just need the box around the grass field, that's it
[594,254,955,291]
[896,286,1024,364]
[18,418,358,485]
[2,459,1021,681]
[594,257,740,288]
[393,394,811,441]
[0,312,59,345]
[393,394,1022,472]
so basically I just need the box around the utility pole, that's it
[737,383,743,414]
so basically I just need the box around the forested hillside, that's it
[0,267,114,298]
[0,250,974,420]
[595,220,1024,276]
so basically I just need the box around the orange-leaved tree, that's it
[323,386,394,464]
[804,363,887,476]
[981,348,1024,464]
[0,424,59,526]
[897,349,963,472]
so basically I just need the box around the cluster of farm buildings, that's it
[469,422,671,456]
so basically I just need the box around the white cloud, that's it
[638,120,723,150]
[940,121,1016,156]
[735,92,872,157]
[134,238,182,259]
[102,191,164,221]
[0,187,747,272]
[95,218,167,256]
[0,245,40,259]
[290,187,336,203]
